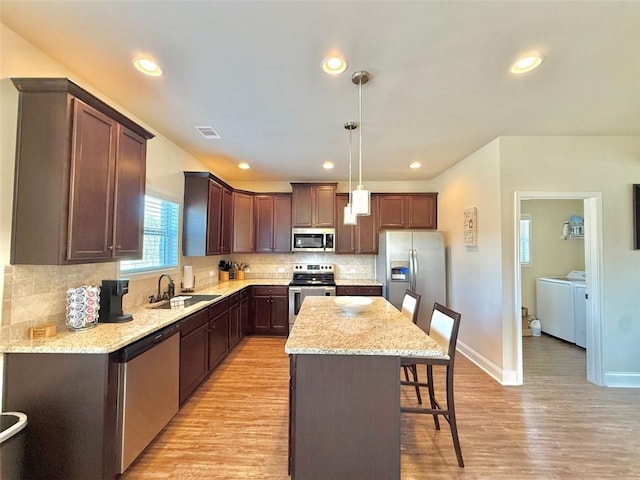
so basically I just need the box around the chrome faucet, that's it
[150,273,175,303]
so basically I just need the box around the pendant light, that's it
[343,121,358,225]
[351,70,371,216]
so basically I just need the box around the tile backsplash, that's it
[0,253,375,344]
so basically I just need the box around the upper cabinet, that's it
[378,193,438,230]
[232,191,255,253]
[10,78,153,265]
[254,194,292,253]
[183,172,233,256]
[335,194,379,254]
[291,183,337,228]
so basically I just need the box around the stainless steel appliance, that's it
[291,228,335,252]
[288,263,336,330]
[117,323,180,473]
[376,231,446,332]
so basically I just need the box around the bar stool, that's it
[401,302,464,468]
[400,290,422,403]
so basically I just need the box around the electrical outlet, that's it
[278,268,285,273]
[209,271,214,277]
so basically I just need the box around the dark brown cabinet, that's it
[10,78,153,265]
[251,286,289,335]
[378,193,437,230]
[179,309,210,404]
[240,288,250,335]
[208,299,230,370]
[255,194,292,253]
[233,191,255,253]
[336,285,383,296]
[221,187,233,254]
[335,194,379,254]
[291,183,337,227]
[183,172,233,256]
[228,292,242,349]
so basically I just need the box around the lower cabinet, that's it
[228,292,242,349]
[179,309,210,404]
[240,288,250,335]
[336,285,383,296]
[251,285,289,335]
[208,298,230,370]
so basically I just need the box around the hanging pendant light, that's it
[351,70,371,216]
[343,121,358,225]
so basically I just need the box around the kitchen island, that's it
[285,296,445,480]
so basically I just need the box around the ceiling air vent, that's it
[194,125,221,139]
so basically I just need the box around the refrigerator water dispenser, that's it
[390,262,409,281]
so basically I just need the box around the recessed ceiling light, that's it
[409,162,422,169]
[321,55,347,75]
[238,162,250,170]
[133,57,163,76]
[322,161,334,170]
[510,54,544,74]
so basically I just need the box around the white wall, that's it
[500,136,640,386]
[430,139,507,380]
[432,136,640,387]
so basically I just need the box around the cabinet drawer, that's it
[209,297,230,318]
[336,285,382,296]
[253,286,288,296]
[229,292,241,306]
[180,309,209,336]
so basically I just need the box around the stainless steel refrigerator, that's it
[376,231,446,332]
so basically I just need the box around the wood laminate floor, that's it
[123,335,640,480]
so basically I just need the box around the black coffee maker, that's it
[99,279,133,323]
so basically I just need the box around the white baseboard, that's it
[456,340,520,386]
[604,372,640,388]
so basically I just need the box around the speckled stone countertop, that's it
[1,278,289,355]
[285,296,445,358]
[334,279,382,286]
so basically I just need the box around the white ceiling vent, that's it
[194,125,221,139]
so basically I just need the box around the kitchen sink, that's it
[149,294,221,309]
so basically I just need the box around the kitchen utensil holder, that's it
[219,271,229,282]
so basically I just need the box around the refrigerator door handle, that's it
[409,249,416,291]
[412,249,419,291]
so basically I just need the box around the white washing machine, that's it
[536,271,586,347]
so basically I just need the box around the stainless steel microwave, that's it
[291,228,335,253]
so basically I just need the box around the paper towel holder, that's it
[181,265,195,292]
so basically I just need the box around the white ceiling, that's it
[2,1,639,183]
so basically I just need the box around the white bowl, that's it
[334,296,372,316]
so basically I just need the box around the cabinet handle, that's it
[107,245,113,251]
[115,245,122,249]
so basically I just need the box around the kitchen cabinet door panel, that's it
[273,194,292,252]
[208,311,229,370]
[335,194,355,254]
[252,295,272,332]
[255,195,275,253]
[378,195,406,229]
[206,180,223,255]
[67,100,117,261]
[179,322,209,404]
[270,295,289,333]
[255,194,292,253]
[407,194,437,229]
[314,185,336,227]
[233,192,255,253]
[221,187,233,254]
[113,126,146,258]
[378,194,437,230]
[292,184,314,227]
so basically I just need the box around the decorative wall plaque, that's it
[463,207,478,247]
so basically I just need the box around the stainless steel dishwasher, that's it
[117,323,180,473]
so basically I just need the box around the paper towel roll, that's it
[183,265,194,289]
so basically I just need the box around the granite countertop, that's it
[1,278,290,355]
[334,279,382,286]
[285,296,446,358]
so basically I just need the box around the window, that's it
[121,195,180,274]
[520,214,532,266]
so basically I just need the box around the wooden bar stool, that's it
[400,289,422,403]
[401,302,464,468]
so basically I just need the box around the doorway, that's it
[514,191,603,386]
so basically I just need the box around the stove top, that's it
[290,263,335,286]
